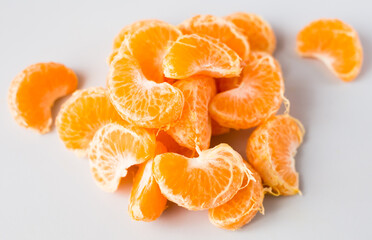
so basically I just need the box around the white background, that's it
[1,0,371,239]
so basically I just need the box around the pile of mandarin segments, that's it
[8,12,363,230]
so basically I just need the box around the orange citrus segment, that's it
[225,12,276,53]
[178,14,250,60]
[127,21,182,83]
[246,115,305,195]
[108,19,164,65]
[208,162,264,230]
[296,19,363,81]
[163,34,242,79]
[56,87,125,156]
[166,76,216,150]
[108,47,184,129]
[8,62,77,134]
[129,142,167,221]
[153,143,250,210]
[156,131,196,157]
[209,52,284,129]
[89,123,156,192]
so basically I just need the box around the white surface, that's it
[1,0,371,239]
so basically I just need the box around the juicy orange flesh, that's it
[129,142,167,221]
[128,22,181,83]
[247,115,304,195]
[108,49,184,128]
[153,144,245,210]
[267,118,302,187]
[163,34,242,79]
[56,87,124,152]
[9,62,77,133]
[156,131,195,157]
[166,76,216,150]
[89,123,156,192]
[210,52,283,129]
[225,12,276,53]
[178,14,250,60]
[209,164,264,230]
[297,19,362,81]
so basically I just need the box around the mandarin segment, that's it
[209,52,284,129]
[89,123,156,192]
[156,131,196,157]
[108,48,184,129]
[129,142,168,222]
[8,62,78,134]
[247,115,305,195]
[163,34,242,79]
[296,19,363,81]
[56,87,125,156]
[178,14,250,60]
[108,19,164,65]
[208,163,264,230]
[127,21,182,83]
[153,143,250,210]
[225,12,276,53]
[166,76,216,150]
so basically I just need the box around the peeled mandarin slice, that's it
[129,142,167,222]
[89,123,156,192]
[211,119,230,136]
[225,12,276,53]
[178,14,250,60]
[209,52,284,129]
[208,162,264,230]
[153,143,250,210]
[108,20,164,65]
[166,76,216,150]
[247,115,305,195]
[112,19,164,51]
[156,131,196,157]
[163,34,242,79]
[8,62,77,134]
[127,21,182,83]
[296,19,363,81]
[108,47,184,129]
[56,87,125,156]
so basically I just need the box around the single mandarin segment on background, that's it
[247,115,305,195]
[88,123,156,192]
[225,12,276,54]
[56,87,125,156]
[296,18,363,81]
[129,142,168,222]
[8,62,78,134]
[178,14,250,61]
[153,143,251,210]
[209,52,284,129]
[211,119,230,136]
[167,76,216,150]
[108,47,184,129]
[208,162,264,230]
[156,131,196,157]
[163,34,242,79]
